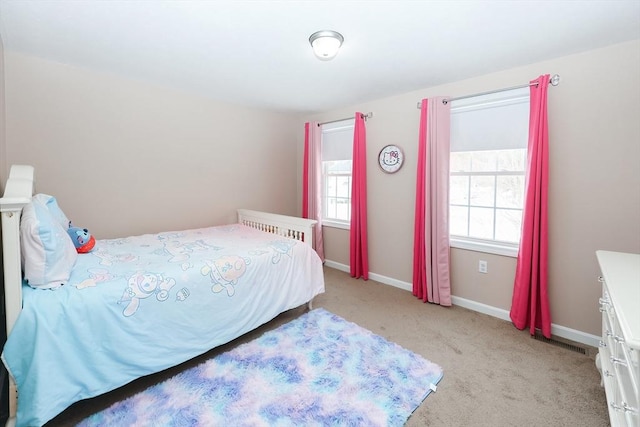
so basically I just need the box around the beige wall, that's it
[3,52,301,238]
[301,40,640,337]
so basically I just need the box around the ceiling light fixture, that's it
[309,30,344,61]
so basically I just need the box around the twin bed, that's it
[0,165,325,426]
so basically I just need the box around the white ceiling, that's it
[0,0,639,114]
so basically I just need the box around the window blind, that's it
[321,119,355,161]
[450,87,529,152]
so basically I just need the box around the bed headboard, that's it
[1,165,34,420]
[0,165,34,338]
[237,209,317,248]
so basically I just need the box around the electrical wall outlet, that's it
[478,260,488,274]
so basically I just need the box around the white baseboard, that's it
[323,260,600,349]
[324,260,413,292]
[450,296,601,348]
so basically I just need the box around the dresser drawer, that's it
[596,251,640,427]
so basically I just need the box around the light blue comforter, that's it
[2,224,325,427]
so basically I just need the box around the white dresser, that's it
[596,250,640,427]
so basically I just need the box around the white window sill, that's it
[322,220,350,230]
[450,237,519,258]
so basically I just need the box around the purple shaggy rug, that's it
[78,308,443,426]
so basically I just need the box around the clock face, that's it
[378,145,404,173]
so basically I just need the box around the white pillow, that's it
[32,193,71,229]
[21,198,78,289]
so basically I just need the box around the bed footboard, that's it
[237,209,317,248]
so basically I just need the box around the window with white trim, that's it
[449,88,529,256]
[321,119,355,229]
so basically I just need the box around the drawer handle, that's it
[598,297,610,306]
[611,402,638,414]
[604,330,623,342]
[603,369,613,377]
[598,276,605,283]
[613,335,625,344]
[598,340,607,348]
[609,356,627,368]
[623,402,638,414]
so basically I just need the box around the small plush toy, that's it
[67,226,96,253]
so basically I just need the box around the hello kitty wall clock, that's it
[378,144,404,173]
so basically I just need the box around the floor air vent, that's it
[533,331,587,355]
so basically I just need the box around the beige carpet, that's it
[48,266,609,426]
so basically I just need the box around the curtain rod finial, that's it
[550,74,560,86]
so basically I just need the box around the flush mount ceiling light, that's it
[309,30,344,61]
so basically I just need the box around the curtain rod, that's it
[318,112,373,126]
[415,74,560,109]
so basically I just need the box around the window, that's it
[449,88,529,256]
[321,119,355,228]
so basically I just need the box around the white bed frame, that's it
[0,164,317,426]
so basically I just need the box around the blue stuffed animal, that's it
[67,225,95,253]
